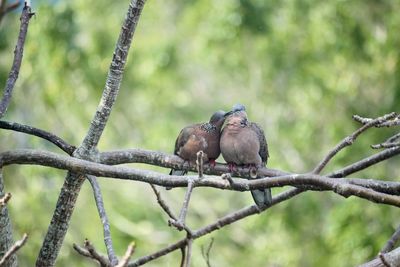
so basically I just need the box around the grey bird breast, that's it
[220,126,262,165]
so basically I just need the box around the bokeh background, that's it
[1,0,400,266]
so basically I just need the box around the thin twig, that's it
[87,175,118,266]
[150,184,177,220]
[170,179,195,231]
[115,242,136,267]
[381,224,400,253]
[0,233,28,266]
[372,142,400,149]
[0,2,34,118]
[353,114,400,127]
[0,0,21,24]
[128,188,301,267]
[73,239,111,267]
[313,112,397,174]
[0,192,11,208]
[0,120,76,155]
[201,238,214,267]
[372,133,400,149]
[329,146,400,178]
[183,238,193,267]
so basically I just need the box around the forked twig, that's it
[312,112,397,174]
[73,239,110,267]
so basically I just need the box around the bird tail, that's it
[251,188,272,208]
[167,169,188,190]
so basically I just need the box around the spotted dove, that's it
[169,110,227,177]
[220,104,272,208]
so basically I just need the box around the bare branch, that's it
[2,149,400,207]
[0,233,28,266]
[115,243,136,267]
[150,184,177,221]
[201,238,214,267]
[0,2,34,118]
[0,192,11,208]
[37,1,147,265]
[0,120,76,155]
[329,146,400,178]
[372,142,400,149]
[183,238,193,267]
[378,252,391,267]
[0,0,21,24]
[313,112,397,174]
[353,114,400,128]
[128,188,300,267]
[359,246,400,267]
[87,175,118,266]
[169,179,195,231]
[381,224,400,253]
[99,149,289,178]
[372,133,400,149]
[73,239,111,267]
[76,0,146,156]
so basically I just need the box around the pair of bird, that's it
[170,104,272,208]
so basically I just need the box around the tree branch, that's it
[1,149,400,206]
[201,238,214,267]
[0,233,28,266]
[115,243,135,267]
[73,239,110,267]
[0,120,76,155]
[312,112,397,174]
[150,184,177,221]
[128,188,301,266]
[87,175,118,266]
[36,1,146,265]
[0,2,34,118]
[381,224,400,253]
[353,114,400,128]
[359,247,400,267]
[76,0,146,156]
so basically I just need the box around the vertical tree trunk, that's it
[0,170,17,267]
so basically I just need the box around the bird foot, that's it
[208,159,216,168]
[228,163,238,173]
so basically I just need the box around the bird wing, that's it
[174,125,196,155]
[250,122,269,164]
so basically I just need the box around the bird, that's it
[220,104,272,208]
[169,110,228,177]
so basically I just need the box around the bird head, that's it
[209,110,227,127]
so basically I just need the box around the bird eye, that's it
[240,119,248,126]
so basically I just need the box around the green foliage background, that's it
[1,0,400,266]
